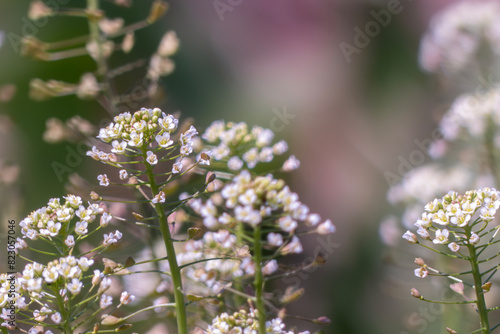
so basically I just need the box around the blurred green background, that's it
[0,0,465,333]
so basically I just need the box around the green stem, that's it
[253,225,267,334]
[468,242,491,333]
[143,150,188,334]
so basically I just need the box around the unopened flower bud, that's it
[90,191,100,201]
[188,227,202,239]
[28,1,53,21]
[132,212,144,220]
[148,1,169,23]
[446,327,457,334]
[125,257,135,268]
[122,32,135,53]
[403,231,418,244]
[314,252,327,266]
[414,258,425,266]
[116,324,133,331]
[280,287,304,304]
[101,314,122,325]
[482,282,492,292]
[410,288,422,299]
[206,171,216,184]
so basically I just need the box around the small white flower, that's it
[180,145,193,156]
[67,278,83,295]
[133,120,147,132]
[65,235,75,247]
[198,151,211,165]
[97,174,110,187]
[100,212,112,227]
[119,169,128,180]
[111,140,127,154]
[156,132,174,148]
[402,231,418,244]
[273,140,288,155]
[433,229,449,244]
[78,257,94,271]
[76,205,94,222]
[172,161,183,174]
[92,270,103,286]
[263,259,279,275]
[234,205,262,226]
[267,233,283,247]
[306,213,321,227]
[259,147,274,163]
[42,267,59,283]
[64,195,82,208]
[51,312,62,324]
[449,212,471,227]
[227,156,243,170]
[128,131,144,147]
[469,232,480,245]
[278,216,297,232]
[75,221,88,235]
[26,229,39,240]
[243,148,259,169]
[238,189,257,206]
[432,210,448,225]
[448,242,460,252]
[103,230,123,246]
[15,237,28,250]
[152,191,166,204]
[120,291,135,305]
[317,219,336,234]
[417,227,430,239]
[100,294,113,309]
[282,155,300,171]
[414,267,428,278]
[283,236,303,254]
[158,113,178,132]
[480,207,496,222]
[146,151,158,165]
[56,207,73,222]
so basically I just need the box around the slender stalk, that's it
[467,242,491,333]
[253,225,267,334]
[142,149,188,334]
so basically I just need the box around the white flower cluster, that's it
[403,188,500,249]
[200,120,295,171]
[176,230,256,293]
[419,1,500,74]
[87,107,207,181]
[386,164,479,228]
[205,309,310,334]
[17,195,112,243]
[189,171,334,237]
[440,87,500,141]
[0,256,93,328]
